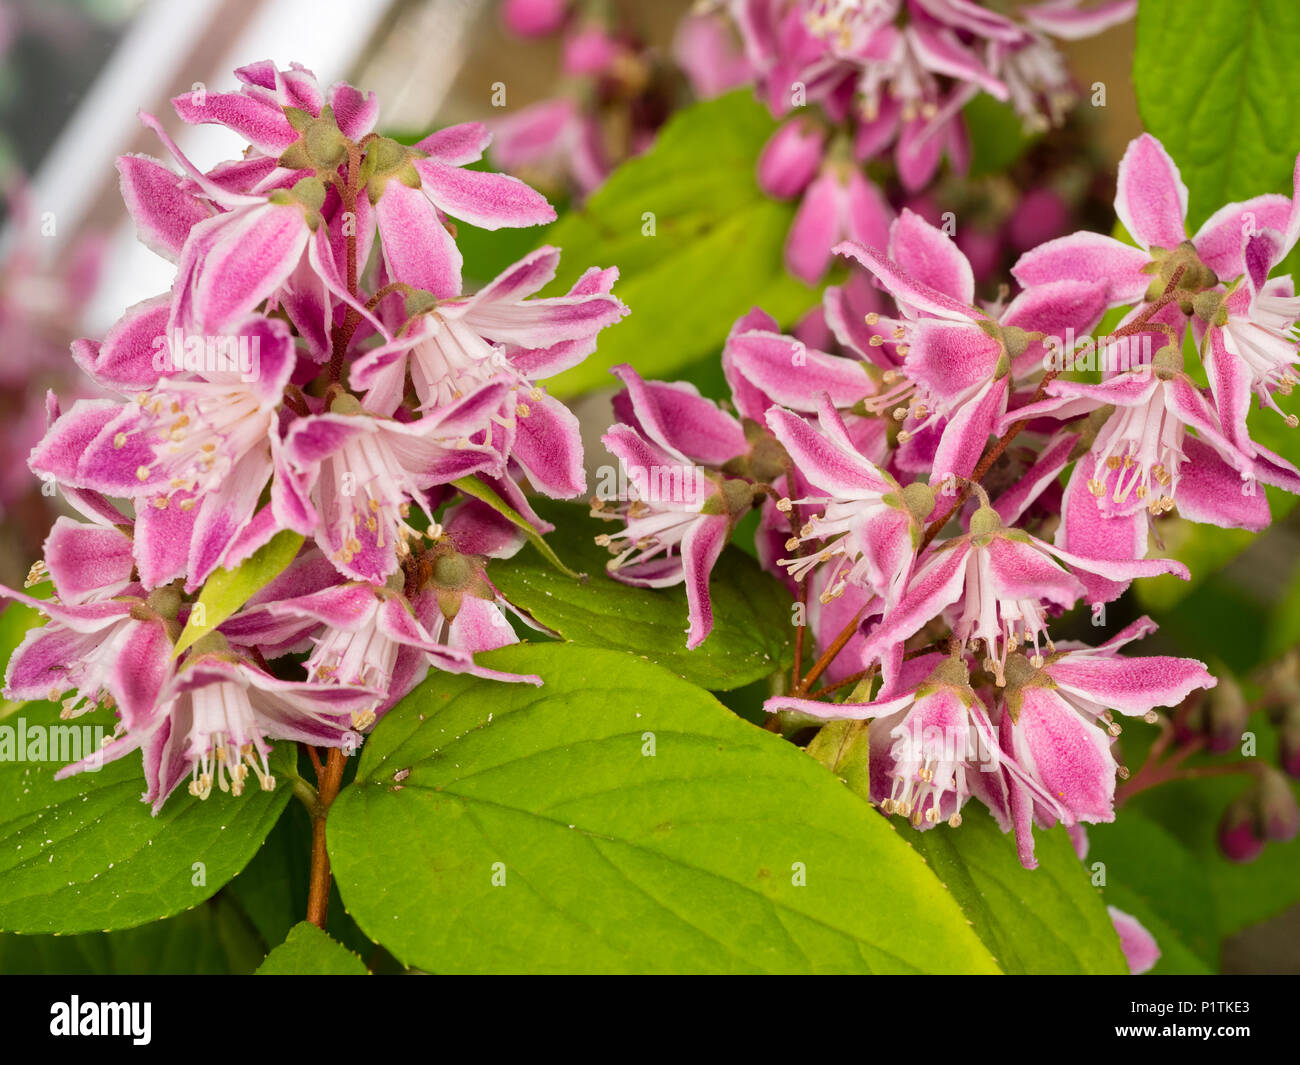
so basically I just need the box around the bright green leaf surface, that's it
[489,501,793,690]
[537,91,819,398]
[1135,0,1300,230]
[902,808,1127,974]
[0,701,292,934]
[256,921,368,975]
[173,531,304,656]
[329,643,998,974]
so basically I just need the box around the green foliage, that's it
[173,531,305,656]
[537,90,820,398]
[0,700,292,934]
[1135,0,1300,230]
[256,921,368,975]
[900,808,1127,974]
[489,500,793,690]
[328,643,998,974]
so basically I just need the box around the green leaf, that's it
[1124,714,1300,939]
[0,700,293,934]
[805,718,872,802]
[256,921,368,975]
[173,531,304,656]
[451,475,581,579]
[1088,811,1220,974]
[536,90,820,398]
[963,93,1037,178]
[328,643,998,974]
[489,500,793,690]
[1135,0,1300,230]
[0,894,264,974]
[900,807,1127,974]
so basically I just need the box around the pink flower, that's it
[597,365,761,648]
[766,652,1013,829]
[785,161,892,284]
[61,646,374,813]
[350,246,626,498]
[368,125,556,299]
[765,397,932,607]
[1014,133,1290,307]
[839,210,1109,483]
[997,616,1214,867]
[860,502,1186,685]
[32,316,301,589]
[282,386,510,584]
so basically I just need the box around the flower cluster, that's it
[689,0,1135,282]
[3,61,626,811]
[596,131,1300,867]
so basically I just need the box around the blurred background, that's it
[4,0,1297,972]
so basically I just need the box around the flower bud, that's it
[757,119,826,199]
[1205,671,1249,754]
[1277,703,1300,779]
[1256,766,1300,842]
[1217,794,1264,863]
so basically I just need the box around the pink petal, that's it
[1011,231,1150,306]
[683,514,730,649]
[889,207,974,305]
[511,391,586,498]
[610,364,747,466]
[412,157,555,230]
[117,154,211,262]
[1114,134,1188,251]
[375,179,462,299]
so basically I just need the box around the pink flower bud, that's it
[757,120,826,200]
[502,0,566,37]
[1218,795,1264,863]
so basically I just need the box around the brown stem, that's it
[306,747,347,928]
[327,141,364,384]
[793,601,869,695]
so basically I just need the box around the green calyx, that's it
[184,630,231,662]
[278,105,349,171]
[267,176,327,229]
[920,654,973,696]
[328,392,365,415]
[1191,287,1229,327]
[700,477,761,521]
[1151,342,1185,380]
[404,288,440,318]
[1000,651,1061,722]
[977,318,1035,380]
[900,481,936,523]
[723,422,790,484]
[967,504,1002,540]
[360,137,422,204]
[1144,241,1218,304]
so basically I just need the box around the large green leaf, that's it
[537,90,819,397]
[0,700,292,934]
[0,894,263,974]
[1135,0,1300,230]
[489,501,793,690]
[256,921,368,975]
[328,643,998,974]
[173,530,304,656]
[901,808,1127,974]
